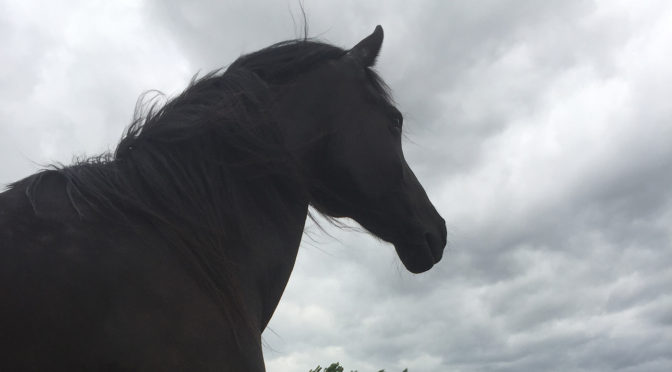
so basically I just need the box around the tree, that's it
[309,362,344,372]
[309,362,408,372]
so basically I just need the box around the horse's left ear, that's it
[348,25,384,67]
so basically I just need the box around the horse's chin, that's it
[393,242,437,274]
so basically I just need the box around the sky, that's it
[1,0,671,371]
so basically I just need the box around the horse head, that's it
[278,26,446,273]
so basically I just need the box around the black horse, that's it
[0,26,446,371]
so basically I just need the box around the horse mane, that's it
[18,37,392,342]
[231,38,393,106]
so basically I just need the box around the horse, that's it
[0,26,446,371]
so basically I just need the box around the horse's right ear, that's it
[347,25,384,67]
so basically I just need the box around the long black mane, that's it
[17,38,391,341]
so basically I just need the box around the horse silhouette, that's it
[0,26,446,371]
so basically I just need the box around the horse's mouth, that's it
[385,217,446,274]
[394,232,445,274]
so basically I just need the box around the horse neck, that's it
[106,122,312,332]
[170,139,310,331]
[234,191,309,331]
[115,76,316,330]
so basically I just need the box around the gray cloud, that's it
[2,1,671,371]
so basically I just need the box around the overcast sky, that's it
[2,0,671,371]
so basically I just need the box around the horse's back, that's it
[0,172,261,371]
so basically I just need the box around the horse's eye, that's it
[390,114,403,135]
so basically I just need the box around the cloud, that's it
[2,1,671,371]
[262,1,672,371]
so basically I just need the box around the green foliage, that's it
[309,362,407,372]
[309,362,344,372]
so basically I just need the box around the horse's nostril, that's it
[425,233,438,262]
[440,221,447,247]
[424,232,433,245]
[424,232,442,262]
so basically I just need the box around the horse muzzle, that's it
[394,216,447,274]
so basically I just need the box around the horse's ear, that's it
[348,25,384,67]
